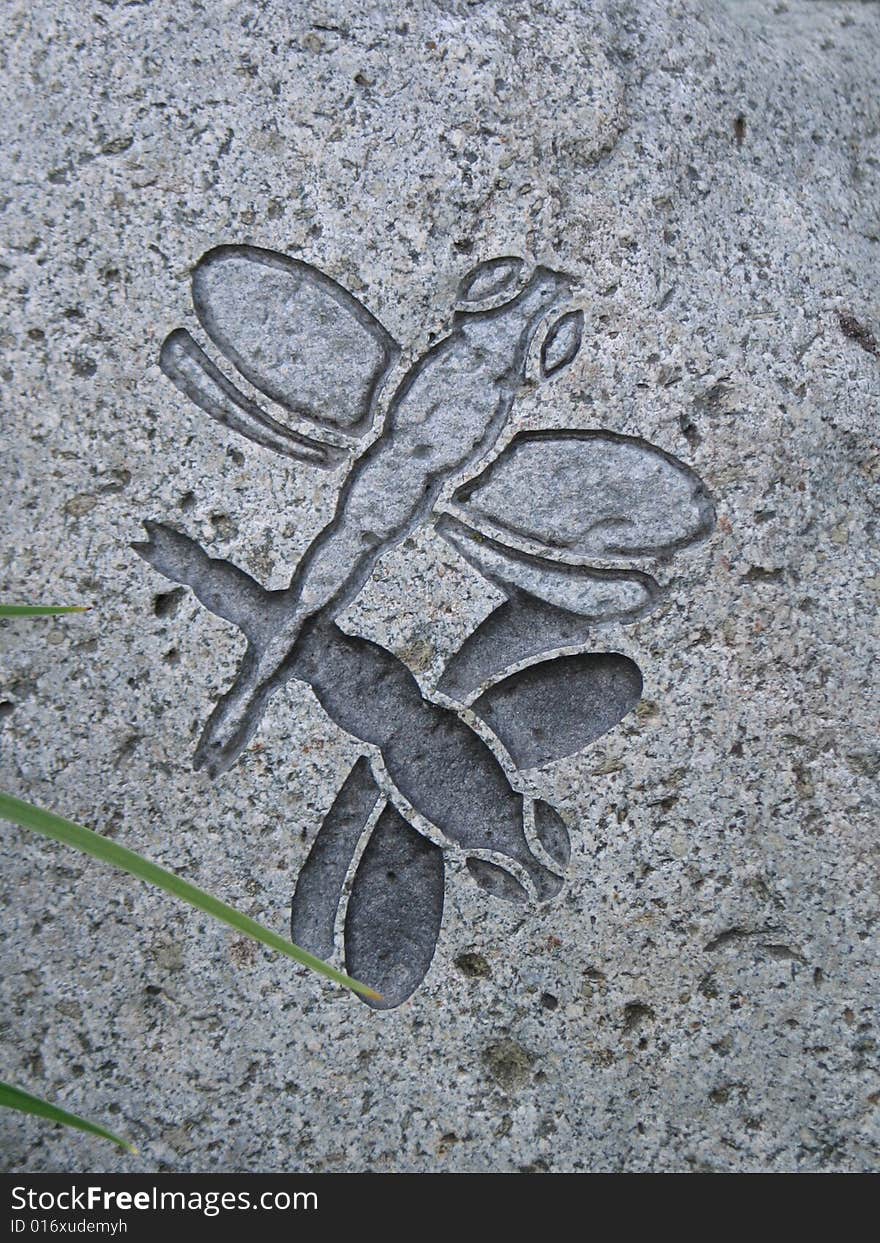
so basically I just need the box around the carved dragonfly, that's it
[136,246,714,1007]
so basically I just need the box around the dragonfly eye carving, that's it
[456,256,525,308]
[138,243,716,1009]
[540,309,584,377]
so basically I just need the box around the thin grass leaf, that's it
[0,791,381,1002]
[0,1080,136,1154]
[0,605,90,617]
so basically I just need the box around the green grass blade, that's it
[0,605,90,617]
[0,1080,136,1154]
[0,791,381,1002]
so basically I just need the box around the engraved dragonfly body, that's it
[166,252,576,775]
[137,246,714,1006]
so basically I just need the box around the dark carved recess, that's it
[473,653,644,771]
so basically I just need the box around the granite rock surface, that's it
[1,0,878,1173]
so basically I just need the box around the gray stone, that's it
[1,0,878,1174]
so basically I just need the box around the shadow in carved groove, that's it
[136,246,715,1007]
[473,654,644,771]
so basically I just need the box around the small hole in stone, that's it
[153,588,185,619]
[454,952,491,979]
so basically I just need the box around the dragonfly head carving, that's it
[454,259,581,381]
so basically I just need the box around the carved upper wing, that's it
[191,245,400,437]
[437,429,714,696]
[449,429,715,558]
[436,430,715,764]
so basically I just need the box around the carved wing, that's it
[290,756,381,962]
[449,429,715,558]
[161,245,400,465]
[437,515,657,702]
[290,756,445,1009]
[344,802,445,1010]
[471,652,643,770]
[437,429,715,766]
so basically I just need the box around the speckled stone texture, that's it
[1,0,878,1173]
